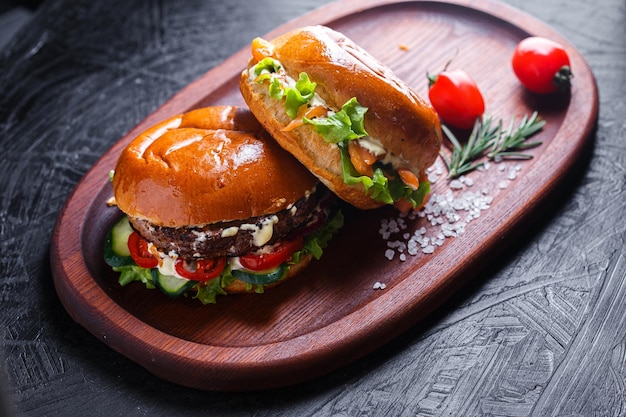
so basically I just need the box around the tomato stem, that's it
[554,65,573,92]
[426,72,438,88]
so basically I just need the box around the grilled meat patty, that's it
[130,186,330,259]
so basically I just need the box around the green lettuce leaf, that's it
[293,209,344,262]
[113,264,155,289]
[283,72,317,118]
[338,143,393,204]
[389,171,431,208]
[194,267,236,304]
[253,57,281,77]
[303,97,368,143]
[253,59,317,119]
[269,77,283,99]
[338,143,430,207]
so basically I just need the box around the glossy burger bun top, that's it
[240,25,442,209]
[113,106,318,227]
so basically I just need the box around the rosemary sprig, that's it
[440,116,499,178]
[487,111,545,159]
[440,111,545,179]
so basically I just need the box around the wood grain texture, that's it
[1,0,624,415]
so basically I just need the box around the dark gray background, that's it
[1,0,625,416]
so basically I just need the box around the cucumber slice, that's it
[104,216,134,267]
[152,269,195,298]
[231,263,287,285]
[111,216,133,256]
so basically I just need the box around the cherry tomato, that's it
[174,257,227,282]
[239,237,304,272]
[512,37,572,94]
[127,232,158,269]
[428,69,485,130]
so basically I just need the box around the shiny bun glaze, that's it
[113,106,319,227]
[240,25,442,209]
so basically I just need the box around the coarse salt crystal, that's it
[423,245,435,254]
[449,179,464,190]
[378,185,493,260]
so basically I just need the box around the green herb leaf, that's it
[441,117,499,178]
[441,112,545,179]
[487,111,545,159]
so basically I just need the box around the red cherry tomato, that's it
[174,257,227,282]
[428,69,485,130]
[239,237,304,272]
[512,36,572,94]
[127,232,158,269]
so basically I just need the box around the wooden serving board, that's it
[50,0,597,391]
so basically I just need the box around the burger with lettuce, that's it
[104,105,342,304]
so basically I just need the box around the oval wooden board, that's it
[50,0,597,391]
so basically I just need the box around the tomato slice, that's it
[239,237,304,272]
[127,232,158,269]
[174,257,227,282]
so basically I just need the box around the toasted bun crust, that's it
[113,106,318,226]
[222,253,313,294]
[240,25,442,209]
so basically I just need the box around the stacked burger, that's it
[104,26,442,304]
